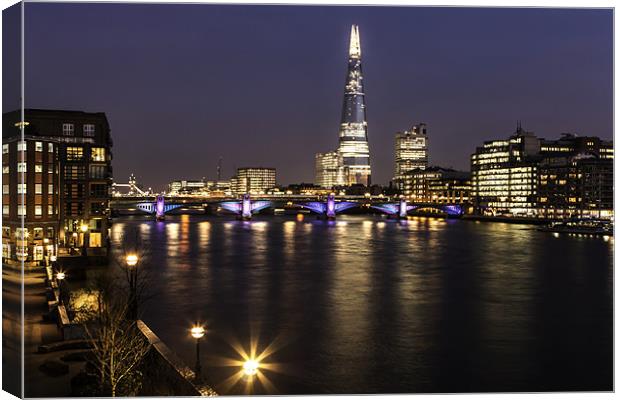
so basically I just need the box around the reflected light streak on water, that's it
[108,214,612,395]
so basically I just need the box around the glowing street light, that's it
[242,358,259,377]
[191,324,206,382]
[126,254,139,319]
[56,271,66,302]
[126,254,139,267]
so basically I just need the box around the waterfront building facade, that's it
[316,24,372,187]
[231,167,276,195]
[402,166,470,203]
[537,134,613,219]
[168,179,206,195]
[2,135,60,265]
[471,126,614,218]
[471,125,540,216]
[392,123,428,192]
[3,109,113,261]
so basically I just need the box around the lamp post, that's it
[80,224,89,257]
[56,271,65,304]
[43,238,49,266]
[126,254,139,320]
[190,325,205,383]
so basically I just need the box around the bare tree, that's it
[82,275,151,397]
[114,226,154,320]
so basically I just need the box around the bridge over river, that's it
[110,194,468,219]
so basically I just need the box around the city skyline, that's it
[6,4,613,190]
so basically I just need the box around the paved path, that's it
[2,264,83,398]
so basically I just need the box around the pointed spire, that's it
[349,24,361,59]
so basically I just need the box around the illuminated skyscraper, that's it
[337,24,371,186]
[315,151,344,189]
[315,25,371,188]
[392,123,428,191]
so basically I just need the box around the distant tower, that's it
[393,123,428,192]
[217,157,222,181]
[337,24,371,186]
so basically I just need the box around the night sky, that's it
[13,4,613,189]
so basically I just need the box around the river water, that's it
[109,214,613,394]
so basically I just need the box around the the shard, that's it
[337,24,371,186]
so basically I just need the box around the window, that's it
[17,141,26,151]
[66,147,84,160]
[2,165,8,174]
[47,227,54,238]
[35,205,42,216]
[2,205,8,215]
[33,228,43,239]
[35,184,42,194]
[48,184,54,194]
[83,124,95,137]
[48,143,54,153]
[2,185,8,194]
[33,246,43,261]
[35,164,43,173]
[90,184,108,197]
[2,227,10,238]
[65,165,86,180]
[89,232,102,247]
[16,246,27,261]
[17,205,26,216]
[48,165,54,174]
[63,123,75,136]
[89,165,107,179]
[2,243,10,259]
[17,162,27,173]
[91,148,106,162]
[48,205,54,216]
[17,183,27,194]
[35,142,43,152]
[2,144,8,154]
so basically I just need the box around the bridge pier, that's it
[156,195,166,221]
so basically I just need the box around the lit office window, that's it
[66,147,84,160]
[63,123,75,136]
[35,164,43,173]
[35,142,43,152]
[17,162,27,173]
[2,165,8,174]
[48,143,54,153]
[17,205,26,216]
[17,141,26,151]
[48,184,54,194]
[2,205,8,215]
[17,183,27,194]
[2,185,8,194]
[48,205,53,215]
[2,144,8,154]
[35,206,42,216]
[91,148,106,162]
[35,184,42,194]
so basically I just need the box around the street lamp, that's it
[126,254,139,319]
[56,271,66,303]
[191,325,206,382]
[242,358,259,377]
[80,224,89,257]
[43,238,50,266]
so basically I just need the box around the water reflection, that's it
[108,214,612,394]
